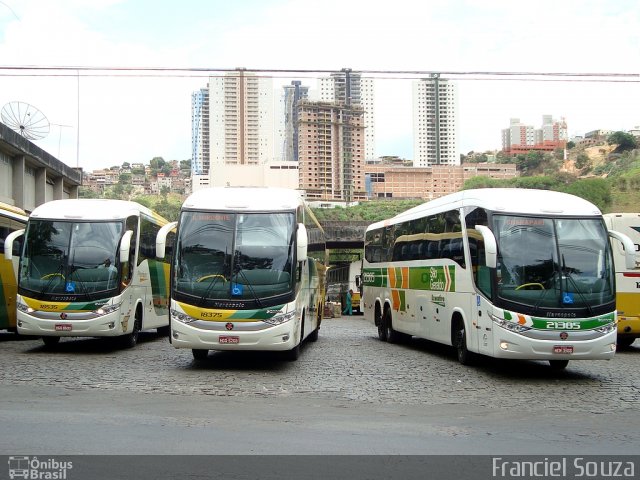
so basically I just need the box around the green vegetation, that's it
[79,134,640,224]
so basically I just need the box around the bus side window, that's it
[465,207,491,298]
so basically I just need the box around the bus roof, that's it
[29,199,170,224]
[182,187,306,212]
[0,201,28,222]
[367,188,602,231]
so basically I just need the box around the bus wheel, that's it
[42,336,60,348]
[455,320,475,366]
[156,325,171,337]
[121,313,141,349]
[192,349,209,360]
[549,360,569,370]
[284,319,304,361]
[377,310,388,342]
[617,337,635,349]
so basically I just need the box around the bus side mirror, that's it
[156,221,178,259]
[608,230,637,270]
[3,229,24,261]
[297,223,308,262]
[119,230,134,264]
[474,225,497,269]
[355,275,362,288]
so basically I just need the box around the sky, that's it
[0,0,638,172]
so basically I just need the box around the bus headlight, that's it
[264,310,296,326]
[171,309,197,324]
[594,323,616,334]
[17,303,34,313]
[490,313,531,333]
[95,303,121,316]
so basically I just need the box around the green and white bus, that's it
[156,187,327,361]
[362,188,636,370]
[603,213,640,348]
[0,202,28,332]
[5,199,175,348]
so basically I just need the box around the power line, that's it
[0,65,638,82]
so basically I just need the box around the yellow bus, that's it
[603,213,640,348]
[0,202,28,332]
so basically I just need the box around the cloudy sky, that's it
[0,0,638,172]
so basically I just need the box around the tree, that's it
[575,153,591,170]
[149,157,166,171]
[607,131,637,153]
[561,178,611,211]
[566,141,576,150]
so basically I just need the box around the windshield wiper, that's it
[562,255,593,316]
[232,250,263,308]
[40,261,66,296]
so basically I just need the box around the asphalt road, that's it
[1,316,639,456]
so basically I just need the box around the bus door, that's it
[471,293,494,355]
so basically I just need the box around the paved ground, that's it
[1,316,639,455]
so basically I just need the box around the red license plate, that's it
[219,335,239,344]
[553,345,573,354]
[55,323,72,332]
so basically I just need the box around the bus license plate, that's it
[219,336,239,344]
[553,345,573,354]
[55,323,72,331]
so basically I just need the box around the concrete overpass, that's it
[0,122,82,211]
[311,221,368,249]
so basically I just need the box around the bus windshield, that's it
[173,211,295,304]
[493,216,615,310]
[20,219,124,298]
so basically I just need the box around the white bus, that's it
[603,213,640,348]
[0,202,28,332]
[362,188,636,370]
[156,187,327,361]
[5,199,175,348]
[327,260,363,313]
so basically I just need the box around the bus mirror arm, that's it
[297,223,308,262]
[608,230,637,270]
[119,230,134,264]
[474,225,497,269]
[3,229,24,261]
[156,221,178,259]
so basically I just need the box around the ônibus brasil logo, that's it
[8,456,73,480]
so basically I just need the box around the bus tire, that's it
[616,337,635,348]
[284,317,304,361]
[549,360,569,370]
[377,308,388,342]
[42,336,60,348]
[192,349,209,360]
[308,327,319,342]
[454,319,475,366]
[156,325,170,337]
[120,309,142,349]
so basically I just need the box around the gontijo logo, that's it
[8,456,73,479]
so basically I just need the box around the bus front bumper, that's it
[16,309,127,338]
[170,320,298,351]
[489,328,617,360]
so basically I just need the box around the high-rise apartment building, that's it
[203,70,274,172]
[413,75,460,167]
[280,81,309,162]
[191,88,209,176]
[297,101,366,202]
[318,71,375,162]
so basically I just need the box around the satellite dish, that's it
[1,101,50,140]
